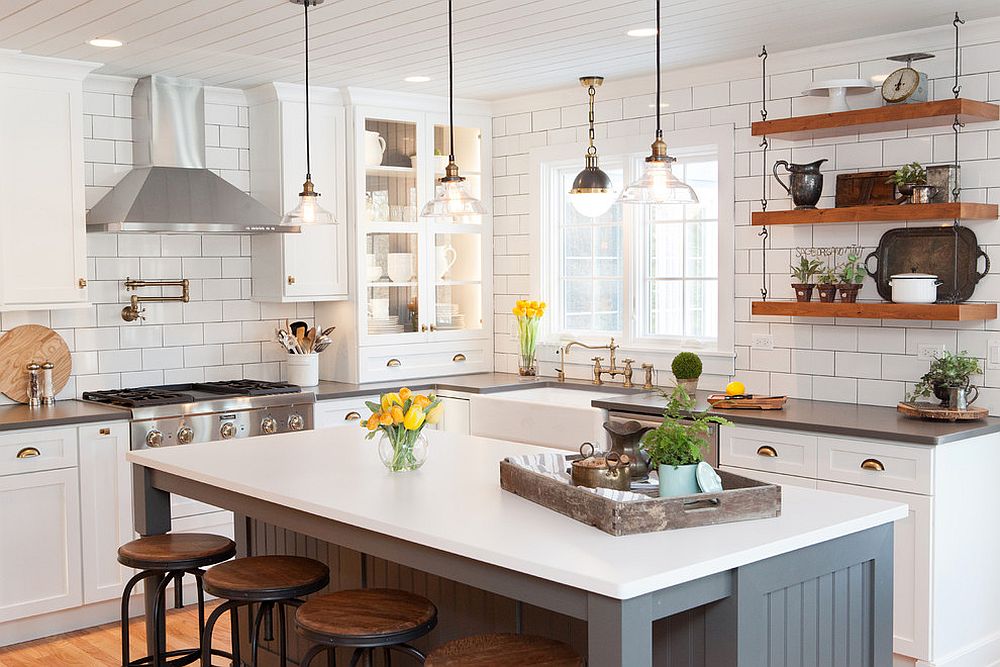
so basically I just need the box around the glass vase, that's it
[377,430,429,472]
[518,351,537,376]
[518,318,539,376]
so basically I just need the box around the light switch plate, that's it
[988,338,1000,370]
[751,334,774,350]
[917,344,946,360]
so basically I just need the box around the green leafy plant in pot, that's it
[641,386,731,497]
[790,254,822,302]
[671,351,702,396]
[816,263,839,303]
[908,350,982,407]
[888,162,933,203]
[837,252,865,303]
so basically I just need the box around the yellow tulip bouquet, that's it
[511,299,546,376]
[362,387,442,472]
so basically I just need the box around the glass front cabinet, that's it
[318,98,492,383]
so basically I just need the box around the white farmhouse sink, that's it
[469,387,631,452]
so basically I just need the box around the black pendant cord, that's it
[303,0,312,181]
[759,45,769,301]
[654,0,662,141]
[448,0,455,163]
[950,12,965,303]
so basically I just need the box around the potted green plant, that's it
[888,162,933,203]
[908,350,982,407]
[837,252,865,303]
[671,352,702,396]
[816,263,839,303]
[790,254,822,302]
[641,386,730,497]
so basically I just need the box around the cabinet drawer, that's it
[719,465,817,489]
[360,340,489,382]
[0,427,78,476]
[817,436,933,495]
[315,395,379,429]
[719,425,817,478]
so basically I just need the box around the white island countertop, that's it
[128,426,907,600]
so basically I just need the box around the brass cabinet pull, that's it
[78,278,87,288]
[860,458,885,472]
[429,324,437,332]
[16,447,40,459]
[386,358,401,367]
[453,353,467,362]
[756,445,778,458]
[420,325,428,332]
[344,411,362,421]
[287,275,296,285]
[99,428,111,435]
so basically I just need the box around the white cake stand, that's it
[802,79,875,113]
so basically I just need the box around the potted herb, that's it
[790,254,822,302]
[671,352,702,396]
[837,252,865,303]
[889,162,933,203]
[816,263,839,303]
[641,386,730,497]
[908,350,982,407]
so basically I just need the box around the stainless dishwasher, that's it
[606,411,720,467]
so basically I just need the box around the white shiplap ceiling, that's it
[3,0,1000,100]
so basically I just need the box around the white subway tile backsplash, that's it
[98,349,142,373]
[161,235,202,257]
[141,347,184,370]
[812,376,857,403]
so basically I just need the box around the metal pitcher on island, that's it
[773,158,827,209]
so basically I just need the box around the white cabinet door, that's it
[436,396,471,435]
[314,395,379,429]
[0,71,88,310]
[78,423,133,604]
[0,468,83,622]
[817,480,932,661]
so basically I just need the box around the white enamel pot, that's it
[888,273,942,304]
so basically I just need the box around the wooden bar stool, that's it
[296,589,438,666]
[118,533,237,667]
[201,555,330,667]
[425,633,583,666]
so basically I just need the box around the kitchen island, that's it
[129,426,905,666]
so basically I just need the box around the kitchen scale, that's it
[881,52,935,104]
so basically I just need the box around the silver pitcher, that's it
[773,159,827,210]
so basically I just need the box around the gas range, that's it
[82,380,315,449]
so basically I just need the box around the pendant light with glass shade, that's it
[281,0,335,227]
[568,76,617,218]
[619,0,698,206]
[420,0,486,220]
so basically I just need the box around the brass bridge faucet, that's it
[558,337,634,387]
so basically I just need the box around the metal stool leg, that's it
[389,644,426,663]
[202,599,239,667]
[150,571,178,667]
[300,644,332,667]
[174,571,185,609]
[277,601,288,667]
[121,570,160,667]
[348,648,365,667]
[250,601,272,667]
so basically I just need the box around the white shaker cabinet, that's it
[0,53,94,311]
[248,83,349,302]
[78,423,133,604]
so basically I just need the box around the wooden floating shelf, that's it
[752,202,999,226]
[751,98,999,140]
[751,301,997,321]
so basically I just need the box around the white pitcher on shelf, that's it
[365,130,387,167]
[436,244,457,279]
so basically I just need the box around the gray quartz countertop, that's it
[311,373,1000,445]
[0,400,130,433]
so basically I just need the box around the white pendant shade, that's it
[569,191,617,217]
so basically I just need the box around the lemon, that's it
[725,381,745,396]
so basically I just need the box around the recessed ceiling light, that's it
[404,76,431,83]
[88,38,123,48]
[627,28,657,37]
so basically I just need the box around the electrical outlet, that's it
[751,334,774,350]
[917,344,946,361]
[988,338,1000,370]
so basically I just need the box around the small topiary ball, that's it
[671,352,703,380]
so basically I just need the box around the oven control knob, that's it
[176,426,194,445]
[288,414,304,432]
[220,422,236,439]
[145,430,163,448]
[261,417,278,434]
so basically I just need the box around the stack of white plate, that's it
[435,303,466,330]
[368,315,405,334]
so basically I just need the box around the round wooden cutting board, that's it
[0,325,72,403]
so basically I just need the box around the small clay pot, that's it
[838,284,862,303]
[817,284,838,303]
[792,283,815,302]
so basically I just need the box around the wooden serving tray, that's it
[499,461,781,536]
[707,394,787,410]
[897,401,988,422]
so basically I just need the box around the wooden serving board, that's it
[0,325,72,403]
[897,401,988,422]
[707,394,787,410]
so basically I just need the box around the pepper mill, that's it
[41,361,55,406]
[26,363,41,408]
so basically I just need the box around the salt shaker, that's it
[26,363,41,408]
[41,361,55,406]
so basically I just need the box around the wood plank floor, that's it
[0,602,232,666]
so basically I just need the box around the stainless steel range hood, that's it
[87,76,296,234]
